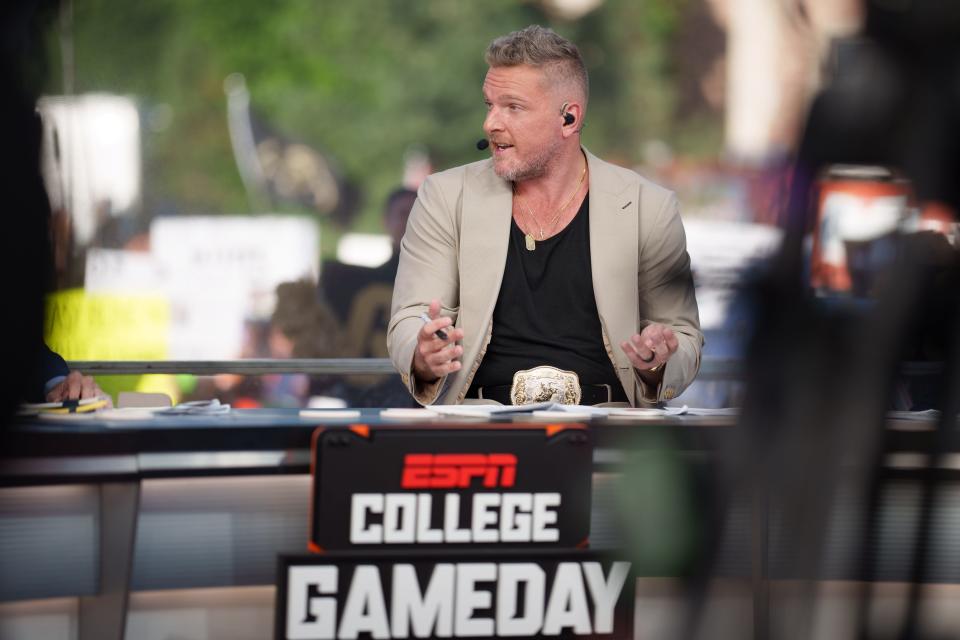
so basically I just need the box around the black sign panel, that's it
[309,425,593,551]
[276,550,634,639]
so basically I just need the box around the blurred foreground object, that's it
[1,0,59,423]
[618,1,960,637]
[811,165,911,295]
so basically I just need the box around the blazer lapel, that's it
[459,162,513,357]
[586,150,640,377]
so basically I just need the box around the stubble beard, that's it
[493,137,563,182]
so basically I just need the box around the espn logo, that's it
[401,454,517,489]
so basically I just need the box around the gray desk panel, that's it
[0,485,99,600]
[129,476,310,590]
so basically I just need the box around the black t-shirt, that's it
[467,195,627,400]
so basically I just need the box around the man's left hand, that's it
[621,323,678,373]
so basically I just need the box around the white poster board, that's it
[84,216,319,359]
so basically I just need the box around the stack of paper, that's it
[19,396,111,416]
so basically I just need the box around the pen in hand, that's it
[420,312,449,341]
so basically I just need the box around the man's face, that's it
[482,64,563,182]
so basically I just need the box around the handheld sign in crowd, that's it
[277,423,634,639]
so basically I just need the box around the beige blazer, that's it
[387,149,702,407]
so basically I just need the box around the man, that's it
[34,343,108,403]
[388,25,702,407]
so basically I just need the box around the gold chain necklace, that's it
[515,162,587,251]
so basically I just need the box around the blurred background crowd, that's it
[15,0,958,409]
[3,3,960,638]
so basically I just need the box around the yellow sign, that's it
[45,289,176,400]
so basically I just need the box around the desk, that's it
[1,410,959,639]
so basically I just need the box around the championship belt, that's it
[510,365,582,405]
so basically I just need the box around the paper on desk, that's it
[429,402,555,417]
[887,409,940,421]
[605,405,689,419]
[432,403,683,419]
[682,407,740,417]
[380,408,441,420]
[98,407,164,421]
[154,399,231,416]
[300,409,362,420]
[37,411,101,421]
[19,395,111,415]
[389,403,693,420]
[541,404,689,418]
[531,409,597,420]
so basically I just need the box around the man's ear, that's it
[560,102,584,137]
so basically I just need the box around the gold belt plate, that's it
[510,365,581,405]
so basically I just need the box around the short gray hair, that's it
[485,25,588,104]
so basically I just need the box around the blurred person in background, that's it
[270,279,341,407]
[320,188,419,407]
[186,281,341,408]
[321,188,417,322]
[388,25,702,407]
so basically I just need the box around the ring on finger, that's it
[638,350,655,363]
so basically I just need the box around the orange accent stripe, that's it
[576,537,590,549]
[349,424,371,438]
[544,423,587,437]
[545,424,565,437]
[308,541,325,554]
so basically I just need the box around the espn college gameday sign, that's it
[276,424,634,639]
[308,425,594,551]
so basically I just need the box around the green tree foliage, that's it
[47,0,717,255]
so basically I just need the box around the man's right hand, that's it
[412,299,464,383]
[45,370,111,405]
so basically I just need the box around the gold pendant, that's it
[524,233,536,251]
